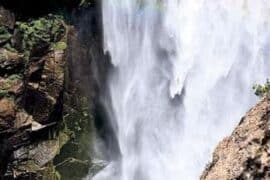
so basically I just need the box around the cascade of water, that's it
[92,0,270,179]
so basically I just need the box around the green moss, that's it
[57,132,70,153]
[53,41,67,50]
[0,26,12,44]
[0,89,7,98]
[8,74,21,81]
[18,160,41,172]
[15,15,65,54]
[3,43,18,52]
[40,162,61,180]
[0,75,22,91]
[53,93,97,180]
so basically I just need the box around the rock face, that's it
[0,6,67,179]
[0,1,107,179]
[201,96,270,180]
[0,6,15,29]
[53,3,110,179]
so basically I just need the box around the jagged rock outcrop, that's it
[0,1,108,179]
[0,6,68,179]
[201,96,270,180]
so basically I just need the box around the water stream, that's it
[92,1,270,179]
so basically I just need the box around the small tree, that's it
[253,79,270,98]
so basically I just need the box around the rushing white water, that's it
[93,0,270,180]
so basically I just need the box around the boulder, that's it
[0,98,16,130]
[0,48,24,76]
[201,96,270,180]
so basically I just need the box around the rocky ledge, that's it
[201,96,270,180]
[0,6,68,179]
[0,0,108,179]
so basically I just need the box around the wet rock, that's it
[15,136,65,167]
[15,111,32,129]
[0,48,24,76]
[0,75,23,97]
[21,49,65,124]
[201,96,270,180]
[88,159,107,177]
[0,1,103,179]
[0,26,12,45]
[41,50,65,97]
[0,11,68,179]
[0,6,15,29]
[11,132,69,179]
[0,98,16,130]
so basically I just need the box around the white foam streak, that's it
[92,0,270,180]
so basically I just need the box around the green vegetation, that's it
[253,79,270,98]
[0,74,22,98]
[8,74,21,81]
[15,15,65,54]
[53,95,96,180]
[3,43,17,52]
[1,75,21,88]
[0,27,12,44]
[0,89,7,98]
[53,41,67,50]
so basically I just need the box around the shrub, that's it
[15,15,65,54]
[253,79,270,98]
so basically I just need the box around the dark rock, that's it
[0,26,12,45]
[0,6,15,29]
[0,1,104,179]
[0,48,24,76]
[20,49,65,125]
[0,75,24,97]
[0,0,95,19]
[14,111,32,129]
[0,98,16,130]
[0,13,68,179]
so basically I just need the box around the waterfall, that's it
[92,0,270,180]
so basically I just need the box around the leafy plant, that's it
[253,79,270,98]
[53,41,67,50]
[15,15,65,54]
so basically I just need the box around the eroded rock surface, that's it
[0,6,67,179]
[201,96,270,180]
[0,1,106,179]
